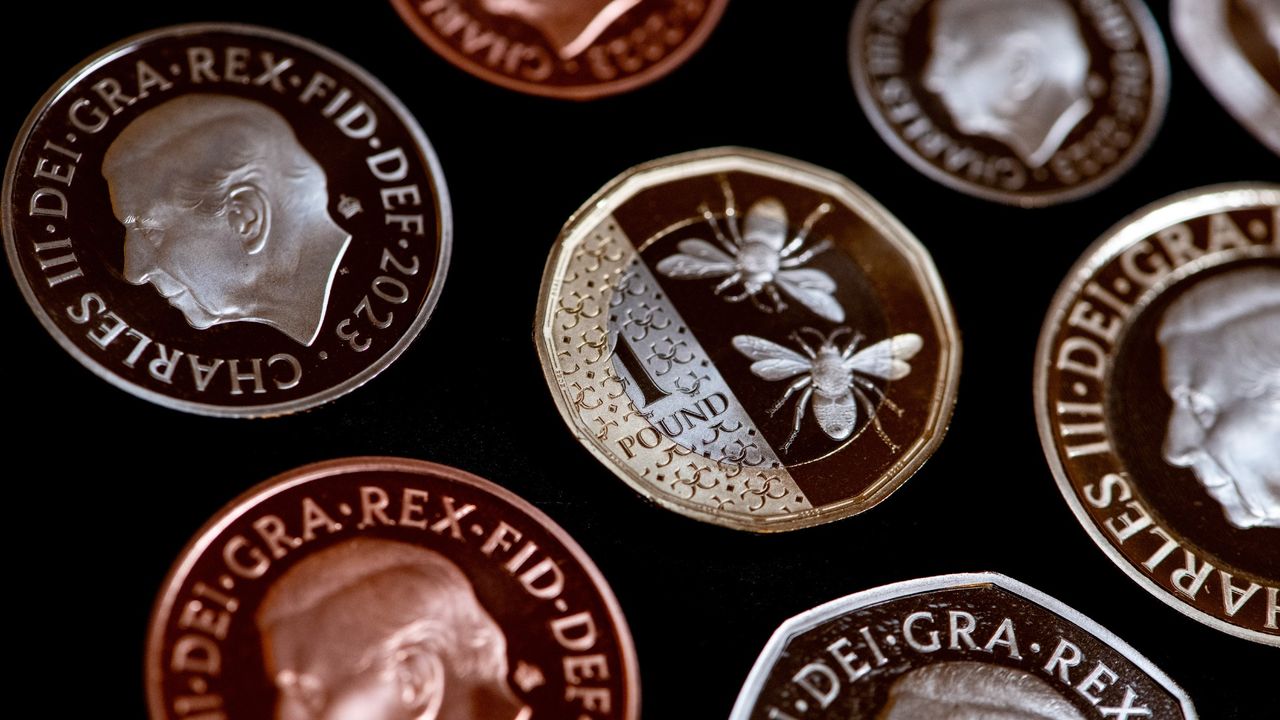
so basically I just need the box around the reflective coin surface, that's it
[389,0,727,100]
[3,24,451,416]
[1173,0,1280,156]
[147,457,639,720]
[536,148,959,532]
[1035,185,1279,645]
[849,0,1169,207]
[729,573,1197,719]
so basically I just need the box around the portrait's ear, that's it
[226,184,270,255]
[393,642,444,720]
[1004,32,1044,105]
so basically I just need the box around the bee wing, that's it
[743,197,788,250]
[732,335,811,381]
[776,269,845,322]
[813,391,858,440]
[655,239,736,279]
[845,333,923,380]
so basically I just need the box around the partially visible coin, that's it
[1173,0,1280,156]
[3,24,451,416]
[849,0,1169,207]
[730,573,1198,720]
[1035,184,1279,645]
[535,147,959,532]
[146,457,639,720]
[389,0,727,100]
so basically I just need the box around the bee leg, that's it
[853,388,899,452]
[780,238,834,267]
[764,283,787,313]
[781,387,813,453]
[769,376,812,415]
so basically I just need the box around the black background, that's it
[6,1,1276,718]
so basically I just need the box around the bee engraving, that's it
[656,180,844,322]
[733,327,923,452]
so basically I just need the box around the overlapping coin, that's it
[849,0,1169,206]
[389,0,727,100]
[730,573,1198,719]
[3,24,451,416]
[536,148,959,532]
[146,457,639,720]
[1035,184,1279,645]
[1172,0,1280,156]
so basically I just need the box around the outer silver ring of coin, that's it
[1034,184,1280,646]
[848,0,1171,207]
[728,572,1198,720]
[2,23,453,417]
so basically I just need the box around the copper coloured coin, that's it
[146,457,639,720]
[1035,184,1279,645]
[3,24,451,416]
[389,0,728,100]
[849,0,1169,207]
[729,573,1198,719]
[535,148,960,532]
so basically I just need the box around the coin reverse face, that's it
[1035,185,1279,645]
[146,458,639,720]
[3,24,451,416]
[849,0,1169,207]
[729,573,1198,719]
[1173,0,1280,156]
[389,0,728,100]
[536,148,959,532]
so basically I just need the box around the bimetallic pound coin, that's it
[389,0,727,100]
[146,458,639,720]
[849,0,1169,207]
[730,573,1197,719]
[535,148,959,532]
[4,24,451,416]
[1173,0,1280,156]
[1035,185,1279,645]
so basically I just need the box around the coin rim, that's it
[847,0,1172,208]
[143,456,641,720]
[727,572,1199,719]
[387,0,729,100]
[2,22,454,418]
[534,146,961,533]
[1032,182,1280,646]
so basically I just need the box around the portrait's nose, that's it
[1162,405,1203,467]
[122,229,157,284]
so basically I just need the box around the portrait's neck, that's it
[261,218,351,346]
[1010,90,1092,168]
[532,0,642,59]
[439,681,527,720]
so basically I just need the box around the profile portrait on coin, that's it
[923,0,1094,168]
[1158,266,1280,530]
[102,93,351,346]
[255,537,528,720]
[478,0,640,59]
[877,661,1085,720]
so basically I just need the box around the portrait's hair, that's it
[256,538,509,682]
[935,0,1086,68]
[1158,267,1280,401]
[879,661,1086,720]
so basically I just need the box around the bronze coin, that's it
[3,24,451,416]
[1035,184,1279,645]
[146,457,639,720]
[388,0,728,100]
[730,573,1198,719]
[849,0,1170,207]
[535,147,960,532]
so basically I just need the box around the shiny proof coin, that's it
[1034,184,1279,645]
[3,24,451,416]
[146,457,639,720]
[849,0,1169,207]
[389,0,728,100]
[729,573,1197,719]
[535,147,959,532]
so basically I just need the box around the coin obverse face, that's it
[849,0,1169,207]
[4,24,451,417]
[536,148,960,532]
[389,0,728,100]
[1173,0,1280,156]
[729,573,1198,720]
[1035,185,1279,646]
[146,457,639,720]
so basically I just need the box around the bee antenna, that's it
[827,327,852,345]
[798,327,827,345]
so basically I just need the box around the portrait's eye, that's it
[276,670,327,715]
[1174,387,1218,429]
